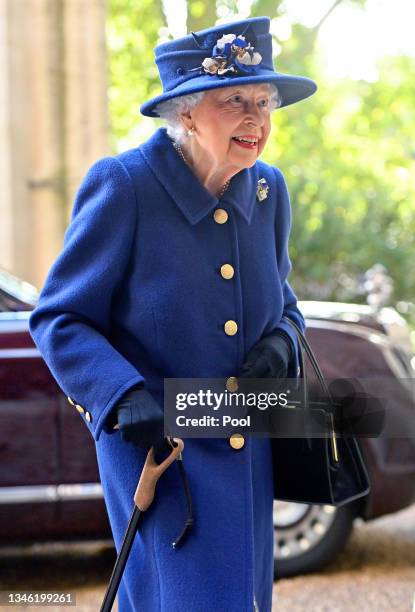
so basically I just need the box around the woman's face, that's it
[183,83,274,170]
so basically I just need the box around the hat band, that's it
[162,66,276,93]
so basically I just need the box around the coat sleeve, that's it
[29,156,145,441]
[272,166,306,379]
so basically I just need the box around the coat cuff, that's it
[101,381,145,435]
[66,374,145,442]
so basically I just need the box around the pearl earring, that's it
[187,127,195,136]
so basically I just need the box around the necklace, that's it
[173,142,231,198]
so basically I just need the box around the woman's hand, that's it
[239,330,294,379]
[113,384,165,451]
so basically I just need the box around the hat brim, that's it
[140,71,317,117]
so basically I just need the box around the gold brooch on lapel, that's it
[256,178,269,202]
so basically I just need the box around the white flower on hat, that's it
[200,31,263,77]
[202,56,230,75]
[202,57,219,74]
[238,50,262,65]
[215,33,237,50]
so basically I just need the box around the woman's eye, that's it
[226,95,269,107]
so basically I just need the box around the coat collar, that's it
[139,127,259,225]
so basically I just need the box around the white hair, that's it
[154,83,282,145]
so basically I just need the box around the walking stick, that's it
[100,436,185,612]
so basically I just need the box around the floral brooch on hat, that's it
[200,33,262,77]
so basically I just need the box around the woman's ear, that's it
[179,107,193,133]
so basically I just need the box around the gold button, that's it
[75,404,85,414]
[226,376,238,392]
[220,264,234,280]
[229,433,245,450]
[67,396,75,406]
[224,320,238,336]
[85,411,92,423]
[213,208,228,224]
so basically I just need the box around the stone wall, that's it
[0,0,109,288]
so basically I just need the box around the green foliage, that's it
[187,0,217,32]
[262,51,415,328]
[107,0,165,147]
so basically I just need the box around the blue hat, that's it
[140,16,317,117]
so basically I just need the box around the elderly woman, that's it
[29,16,316,612]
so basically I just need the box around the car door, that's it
[0,313,60,540]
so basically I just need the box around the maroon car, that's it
[0,267,414,578]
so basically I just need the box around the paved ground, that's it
[273,503,415,611]
[0,503,414,611]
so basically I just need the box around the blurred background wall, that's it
[0,0,109,288]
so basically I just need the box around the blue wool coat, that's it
[29,126,305,612]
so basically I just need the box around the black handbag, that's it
[271,315,371,506]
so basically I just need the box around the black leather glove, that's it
[112,384,165,451]
[239,329,294,379]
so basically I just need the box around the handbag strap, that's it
[294,320,312,451]
[282,316,340,464]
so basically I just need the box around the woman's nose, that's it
[243,101,265,126]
